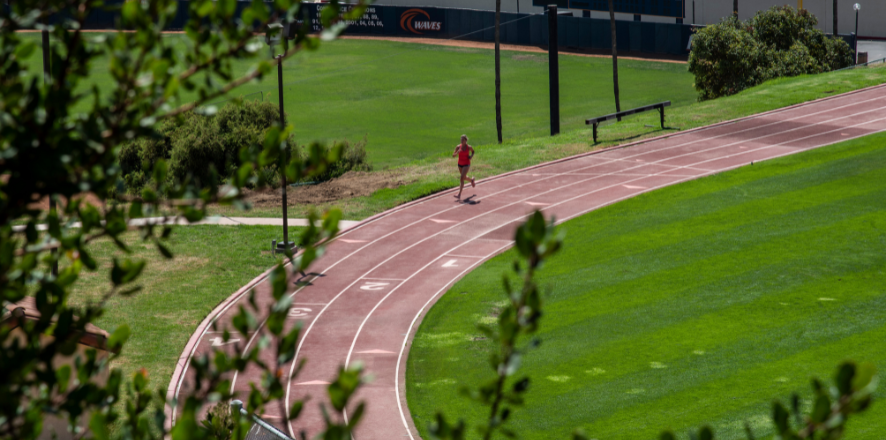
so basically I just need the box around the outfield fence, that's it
[4,1,699,57]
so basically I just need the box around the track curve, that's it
[166,85,886,439]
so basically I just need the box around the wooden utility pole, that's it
[607,0,621,118]
[733,0,738,17]
[495,0,503,144]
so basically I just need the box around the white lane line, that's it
[361,277,407,281]
[609,95,886,163]
[285,104,886,435]
[443,254,484,258]
[667,115,886,170]
[394,241,514,440]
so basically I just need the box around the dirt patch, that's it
[342,35,688,64]
[29,193,106,211]
[512,54,547,63]
[245,170,415,207]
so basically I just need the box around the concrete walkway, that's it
[858,40,886,63]
[12,216,360,232]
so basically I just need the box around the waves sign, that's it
[399,8,443,34]
[303,4,448,36]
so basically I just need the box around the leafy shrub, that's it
[118,100,371,194]
[313,137,372,182]
[689,6,853,100]
[200,403,234,440]
[168,113,225,189]
[687,17,769,100]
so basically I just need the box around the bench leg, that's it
[593,123,598,143]
[659,107,665,129]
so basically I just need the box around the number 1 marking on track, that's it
[209,337,241,347]
[360,282,390,291]
[442,259,458,268]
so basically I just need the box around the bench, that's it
[586,101,671,143]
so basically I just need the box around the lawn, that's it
[17,33,696,167]
[406,131,886,439]
[65,225,300,389]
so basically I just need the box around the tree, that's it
[494,0,503,144]
[0,0,369,439]
[607,0,621,120]
[734,0,739,17]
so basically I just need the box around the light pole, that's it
[853,3,860,64]
[266,23,294,255]
[42,18,58,278]
[276,54,291,255]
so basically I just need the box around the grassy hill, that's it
[406,131,886,439]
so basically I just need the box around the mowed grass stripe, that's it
[545,199,886,332]
[529,325,886,438]
[406,132,886,439]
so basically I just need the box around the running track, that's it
[166,85,886,439]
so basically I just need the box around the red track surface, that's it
[166,85,886,439]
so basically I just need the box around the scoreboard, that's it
[532,0,685,18]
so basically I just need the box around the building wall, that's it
[370,0,884,38]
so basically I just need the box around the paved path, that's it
[166,85,886,439]
[12,216,359,232]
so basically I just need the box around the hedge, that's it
[689,7,853,100]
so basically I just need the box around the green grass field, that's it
[17,33,695,167]
[406,132,886,439]
[65,225,299,389]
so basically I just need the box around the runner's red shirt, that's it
[458,146,471,166]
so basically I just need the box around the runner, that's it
[452,134,476,200]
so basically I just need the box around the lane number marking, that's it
[360,282,390,291]
[442,259,458,268]
[289,307,313,318]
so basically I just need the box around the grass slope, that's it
[66,225,298,389]
[16,34,695,167]
[406,132,886,439]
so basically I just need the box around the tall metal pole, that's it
[277,55,289,250]
[833,0,838,36]
[42,20,58,278]
[854,5,859,64]
[547,4,560,136]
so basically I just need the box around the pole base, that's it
[275,241,296,254]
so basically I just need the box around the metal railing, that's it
[231,400,294,440]
[835,57,886,71]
